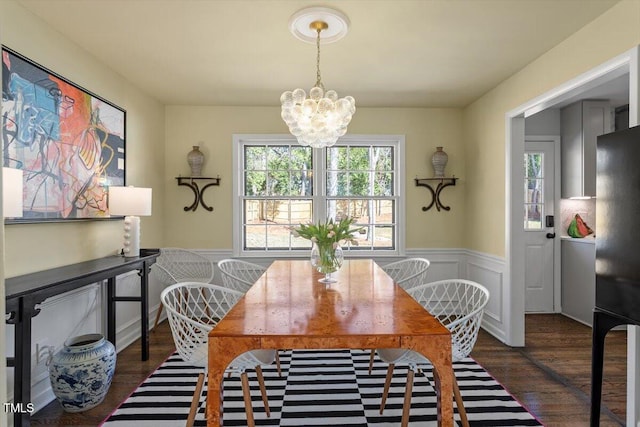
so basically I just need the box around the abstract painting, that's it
[2,47,125,222]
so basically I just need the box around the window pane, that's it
[348,147,369,168]
[326,170,344,196]
[265,223,295,249]
[372,200,394,224]
[326,199,396,251]
[348,172,370,196]
[245,146,266,170]
[374,147,393,170]
[245,225,266,249]
[526,179,543,203]
[250,145,314,197]
[350,200,369,220]
[268,146,289,165]
[290,199,312,224]
[525,204,543,230]
[245,199,313,250]
[373,226,394,248]
[267,199,291,222]
[326,199,350,220]
[267,171,290,195]
[291,171,313,196]
[292,235,313,249]
[374,172,393,196]
[525,153,543,178]
[245,171,266,196]
[244,200,261,223]
[327,146,347,170]
[244,199,283,223]
[290,146,312,169]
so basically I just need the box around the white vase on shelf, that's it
[187,145,205,176]
[431,146,448,178]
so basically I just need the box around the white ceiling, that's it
[15,0,620,108]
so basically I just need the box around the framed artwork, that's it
[2,46,126,223]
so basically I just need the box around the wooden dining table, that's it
[207,259,453,426]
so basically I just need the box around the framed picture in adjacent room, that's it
[1,46,126,222]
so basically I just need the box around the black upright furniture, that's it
[592,125,640,426]
[5,249,159,427]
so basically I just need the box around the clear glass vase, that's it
[310,242,344,283]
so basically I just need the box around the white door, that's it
[524,137,558,312]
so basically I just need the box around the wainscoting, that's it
[405,249,506,343]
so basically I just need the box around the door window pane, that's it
[524,152,544,230]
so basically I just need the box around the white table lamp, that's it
[109,186,152,257]
[3,167,24,218]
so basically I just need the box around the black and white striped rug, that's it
[102,349,543,426]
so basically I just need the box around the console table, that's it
[5,249,159,427]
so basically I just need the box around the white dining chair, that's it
[368,257,432,373]
[376,279,490,427]
[161,282,276,427]
[151,248,216,330]
[381,257,431,290]
[217,258,284,375]
[217,258,267,293]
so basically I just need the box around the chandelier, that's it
[280,7,355,149]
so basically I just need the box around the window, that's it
[233,135,404,257]
[524,151,544,230]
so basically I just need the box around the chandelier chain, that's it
[315,28,324,90]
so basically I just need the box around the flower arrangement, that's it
[292,216,363,281]
[292,216,362,248]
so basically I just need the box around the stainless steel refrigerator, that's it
[591,124,640,426]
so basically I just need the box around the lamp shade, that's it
[3,167,24,218]
[109,186,152,216]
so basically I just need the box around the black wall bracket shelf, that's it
[415,177,458,212]
[176,176,221,212]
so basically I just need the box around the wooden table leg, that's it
[207,336,261,426]
[405,334,454,427]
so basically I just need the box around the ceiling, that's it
[14,0,620,108]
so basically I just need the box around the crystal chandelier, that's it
[280,9,355,149]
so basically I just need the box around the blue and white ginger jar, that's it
[48,333,116,412]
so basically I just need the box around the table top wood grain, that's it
[207,259,453,426]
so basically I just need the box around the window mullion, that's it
[315,147,327,221]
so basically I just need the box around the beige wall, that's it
[165,106,465,250]
[1,0,166,276]
[463,0,640,257]
[3,0,637,269]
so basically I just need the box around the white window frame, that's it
[232,134,406,258]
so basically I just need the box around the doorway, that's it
[506,45,638,425]
[506,49,634,346]
[524,137,559,313]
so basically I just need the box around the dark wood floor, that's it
[473,314,626,427]
[30,314,626,426]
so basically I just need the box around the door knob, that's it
[546,233,556,239]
